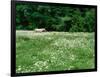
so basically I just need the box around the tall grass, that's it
[16,31,95,73]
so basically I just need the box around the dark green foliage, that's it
[16,3,96,32]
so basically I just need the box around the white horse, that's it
[34,28,46,32]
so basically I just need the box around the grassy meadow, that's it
[16,31,95,73]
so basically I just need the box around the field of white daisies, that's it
[16,31,95,73]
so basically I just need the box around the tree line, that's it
[16,3,96,32]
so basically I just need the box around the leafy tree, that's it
[16,3,96,32]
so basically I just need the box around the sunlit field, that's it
[16,30,95,73]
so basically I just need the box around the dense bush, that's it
[16,3,96,32]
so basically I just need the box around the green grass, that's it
[16,31,95,73]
